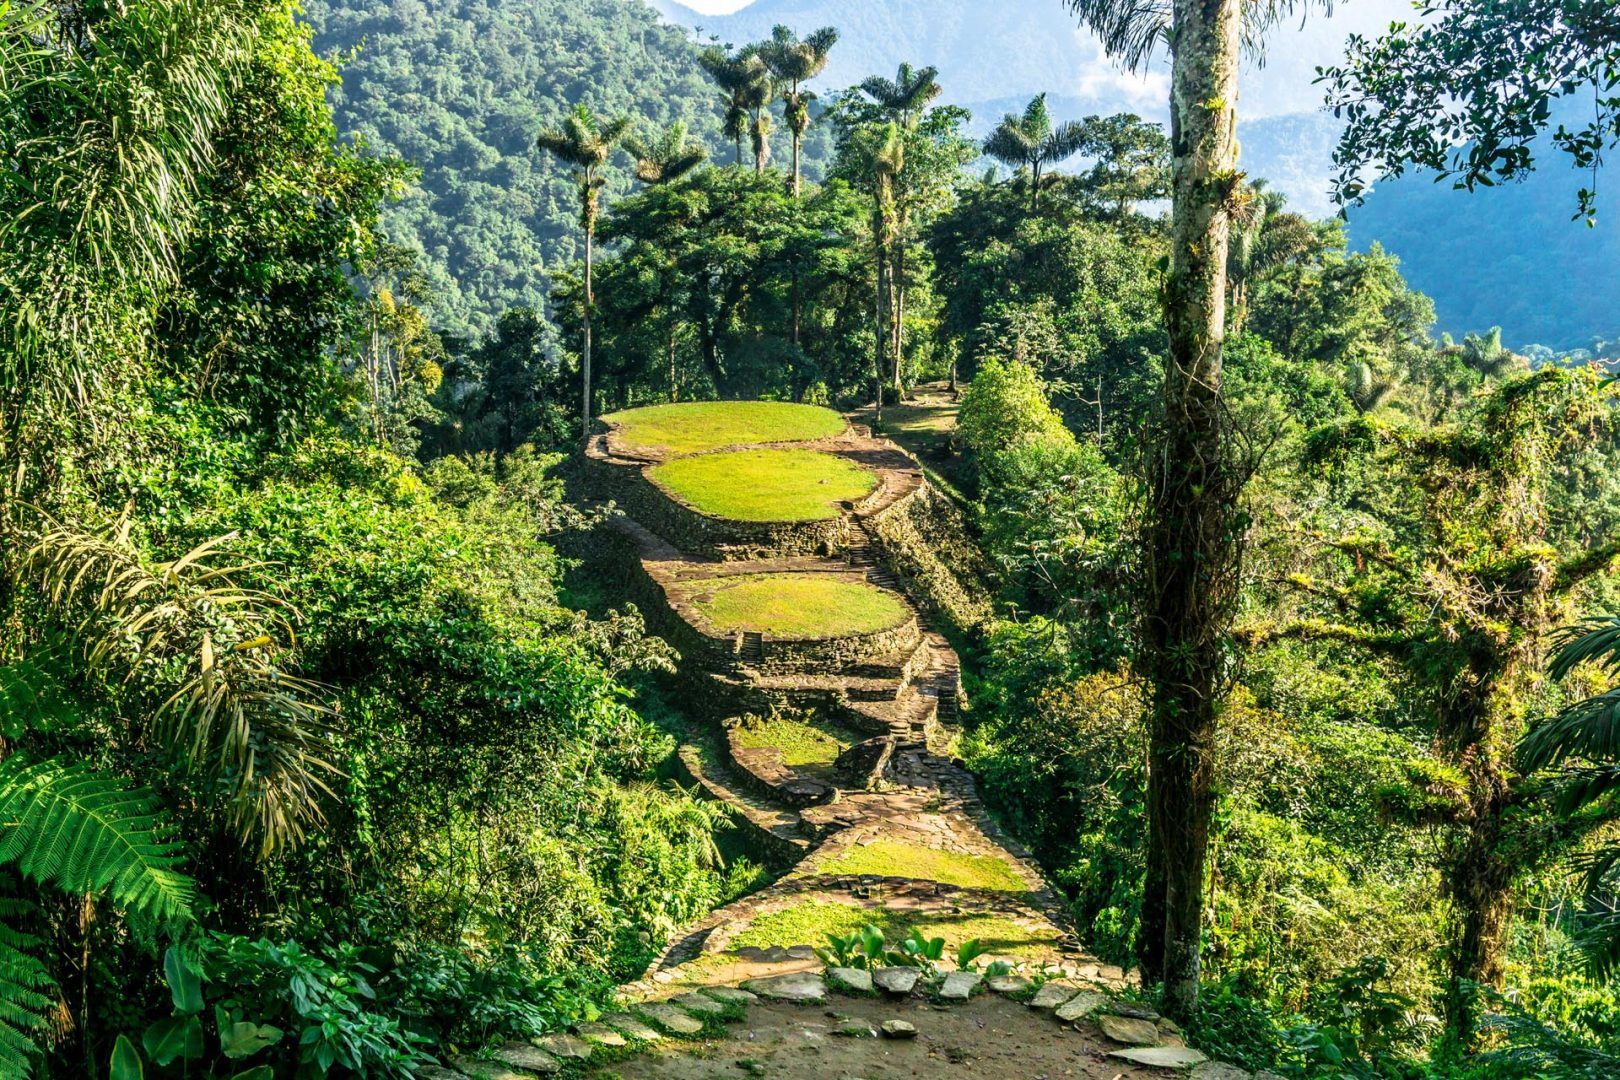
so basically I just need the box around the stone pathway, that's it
[424,408,1258,1077]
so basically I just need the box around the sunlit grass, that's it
[650,448,876,521]
[815,839,1029,893]
[729,900,1059,959]
[605,401,846,455]
[733,714,861,773]
[685,573,908,639]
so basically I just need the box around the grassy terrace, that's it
[604,400,846,456]
[730,901,1061,960]
[650,448,877,522]
[685,573,908,639]
[733,714,863,779]
[814,839,1029,892]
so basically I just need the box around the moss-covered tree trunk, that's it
[1138,0,1244,1022]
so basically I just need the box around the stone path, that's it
[429,407,1260,1077]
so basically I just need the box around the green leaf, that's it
[229,1069,274,1080]
[220,1021,283,1059]
[164,947,203,1014]
[142,1014,203,1065]
[0,755,195,923]
[0,893,55,1075]
[109,1034,144,1080]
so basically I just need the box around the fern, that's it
[0,653,79,739]
[0,894,54,1076]
[0,756,195,923]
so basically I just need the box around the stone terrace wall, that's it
[864,481,993,633]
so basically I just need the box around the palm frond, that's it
[0,755,196,923]
[1522,693,1620,773]
[983,122,1036,168]
[23,519,338,858]
[0,892,55,1076]
[1551,616,1620,680]
[1063,0,1170,72]
[1046,119,1090,162]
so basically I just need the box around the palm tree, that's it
[867,124,905,420]
[1225,181,1319,332]
[1063,0,1328,1022]
[760,24,838,197]
[626,121,708,186]
[700,47,773,171]
[859,64,942,399]
[982,94,1088,212]
[536,105,630,440]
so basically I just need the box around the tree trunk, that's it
[792,131,802,198]
[668,318,680,403]
[582,208,595,441]
[1137,0,1244,1024]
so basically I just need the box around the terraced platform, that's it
[436,402,1265,1078]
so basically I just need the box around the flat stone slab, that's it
[741,971,826,1003]
[415,1068,464,1080]
[637,1003,704,1036]
[828,967,874,993]
[700,985,758,1006]
[1108,1000,1161,1021]
[601,1012,662,1042]
[939,971,982,1001]
[492,1043,560,1075]
[572,1023,626,1048]
[671,992,728,1016]
[872,967,920,995]
[881,1019,918,1039]
[533,1034,590,1061]
[1054,990,1107,1022]
[451,1057,528,1080]
[1028,981,1081,1009]
[1191,1064,1252,1079]
[1108,1046,1210,1069]
[987,974,1032,995]
[1098,1014,1162,1046]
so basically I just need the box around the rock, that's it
[1158,1017,1185,1035]
[827,967,875,993]
[450,1056,528,1080]
[1028,981,1080,1009]
[1191,1063,1252,1079]
[987,974,1032,995]
[1107,1046,1210,1069]
[872,967,921,995]
[414,1068,464,1080]
[938,971,982,1001]
[700,985,758,1006]
[493,1043,561,1074]
[601,1012,663,1042]
[1108,1000,1161,1021]
[1054,991,1107,1022]
[672,992,728,1017]
[742,971,826,1003]
[637,1003,704,1036]
[785,945,817,960]
[1097,964,1127,983]
[838,1021,878,1038]
[880,1019,918,1039]
[533,1034,591,1061]
[1097,1014,1162,1046]
[572,1023,626,1048]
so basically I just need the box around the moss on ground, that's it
[605,401,846,456]
[728,900,1060,960]
[813,839,1029,893]
[650,448,876,522]
[686,574,908,639]
[733,714,861,776]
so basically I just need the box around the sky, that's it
[680,0,753,11]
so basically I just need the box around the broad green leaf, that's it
[109,1035,144,1080]
[142,1014,203,1065]
[220,1021,283,1059]
[164,947,204,1014]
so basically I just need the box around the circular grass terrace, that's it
[603,400,846,456]
[649,448,877,522]
[684,573,909,640]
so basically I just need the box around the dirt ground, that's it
[593,992,1164,1080]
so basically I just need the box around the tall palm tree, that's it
[868,124,905,420]
[983,94,1088,212]
[1225,180,1318,333]
[536,105,630,440]
[859,64,942,399]
[700,47,773,171]
[626,121,708,186]
[760,24,838,197]
[1063,0,1327,1023]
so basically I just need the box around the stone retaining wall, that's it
[864,481,993,633]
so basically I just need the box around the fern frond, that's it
[0,894,54,1076]
[0,755,195,924]
[0,651,78,739]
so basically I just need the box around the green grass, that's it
[733,715,861,774]
[650,448,876,522]
[604,401,846,455]
[686,574,908,639]
[729,900,1060,959]
[814,839,1029,893]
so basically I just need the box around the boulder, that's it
[872,967,921,995]
[1108,1000,1160,1021]
[741,971,826,1003]
[1028,981,1080,1009]
[880,1019,919,1039]
[987,974,1032,995]
[827,966,875,993]
[1097,1014,1161,1046]
[938,971,982,1001]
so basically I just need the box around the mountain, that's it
[306,0,733,337]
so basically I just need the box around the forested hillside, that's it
[304,0,732,336]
